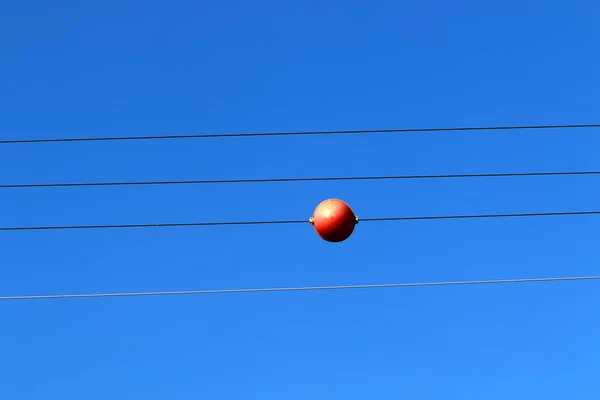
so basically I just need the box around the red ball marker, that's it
[309,199,358,242]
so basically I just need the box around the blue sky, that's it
[1,0,599,398]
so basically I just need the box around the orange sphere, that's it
[310,199,358,242]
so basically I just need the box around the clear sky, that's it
[1,0,599,398]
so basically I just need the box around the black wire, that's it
[361,211,600,222]
[1,170,599,189]
[1,210,598,232]
[1,123,599,144]
[0,219,308,231]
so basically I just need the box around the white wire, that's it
[1,275,598,301]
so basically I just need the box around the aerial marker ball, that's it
[309,198,358,242]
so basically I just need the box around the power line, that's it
[1,210,598,232]
[2,170,599,189]
[1,123,599,145]
[1,275,598,301]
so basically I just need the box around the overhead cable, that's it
[1,275,598,301]
[1,210,598,232]
[2,170,599,189]
[1,123,599,145]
